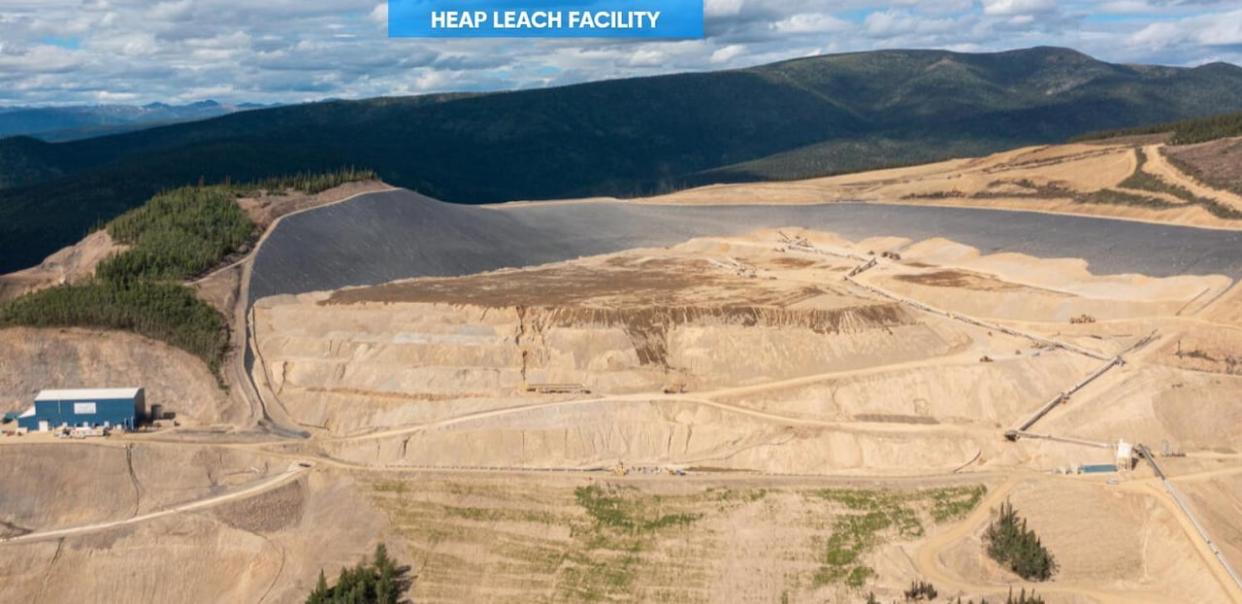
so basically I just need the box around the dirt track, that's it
[1145,145,1242,214]
[0,462,311,545]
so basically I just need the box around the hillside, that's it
[0,101,263,142]
[645,138,1242,228]
[4,46,1242,272]
[1076,108,1242,145]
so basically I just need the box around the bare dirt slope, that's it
[641,140,1242,229]
[919,474,1234,604]
[0,327,241,426]
[0,230,124,302]
[366,471,993,603]
[0,442,391,604]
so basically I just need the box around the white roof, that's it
[36,388,142,401]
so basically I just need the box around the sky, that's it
[1,0,1241,106]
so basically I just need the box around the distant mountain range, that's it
[3,46,1242,273]
[0,101,271,142]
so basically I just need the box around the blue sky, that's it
[1,0,1240,105]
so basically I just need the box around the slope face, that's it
[6,47,1242,273]
[250,230,1221,479]
[0,327,240,427]
[254,240,966,443]
[653,139,1242,228]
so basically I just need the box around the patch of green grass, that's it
[574,485,702,534]
[931,485,988,523]
[810,486,987,590]
[846,566,875,588]
[372,481,407,495]
[561,485,706,601]
[1081,188,1179,209]
[705,487,769,503]
[815,489,924,539]
[445,506,559,525]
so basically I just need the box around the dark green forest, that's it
[0,185,253,374]
[984,501,1056,581]
[306,544,408,604]
[1074,109,1242,145]
[99,187,255,282]
[4,47,1242,272]
[0,280,230,374]
[0,169,374,373]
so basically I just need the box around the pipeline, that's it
[1005,430,1111,449]
[809,244,1113,362]
[821,250,1124,438]
[846,272,1113,362]
[848,257,878,277]
[1137,445,1242,594]
[1007,356,1125,437]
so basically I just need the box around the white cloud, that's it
[369,3,387,24]
[1130,22,1185,48]
[1097,0,1155,13]
[711,44,746,63]
[981,0,1058,16]
[705,0,745,18]
[1128,9,1242,49]
[149,1,193,21]
[864,10,960,37]
[627,49,668,66]
[91,32,160,56]
[1198,10,1242,46]
[94,90,140,102]
[773,13,851,34]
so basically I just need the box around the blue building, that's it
[17,388,145,432]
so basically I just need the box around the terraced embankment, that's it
[250,230,1225,479]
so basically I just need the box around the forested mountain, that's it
[0,101,266,142]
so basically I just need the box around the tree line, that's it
[1073,110,1242,146]
[306,544,409,604]
[0,168,376,377]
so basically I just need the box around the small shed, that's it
[1116,439,1136,470]
[16,388,146,432]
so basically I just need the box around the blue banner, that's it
[389,0,704,38]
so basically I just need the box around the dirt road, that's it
[910,475,1215,604]
[0,462,311,546]
[1145,145,1242,214]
